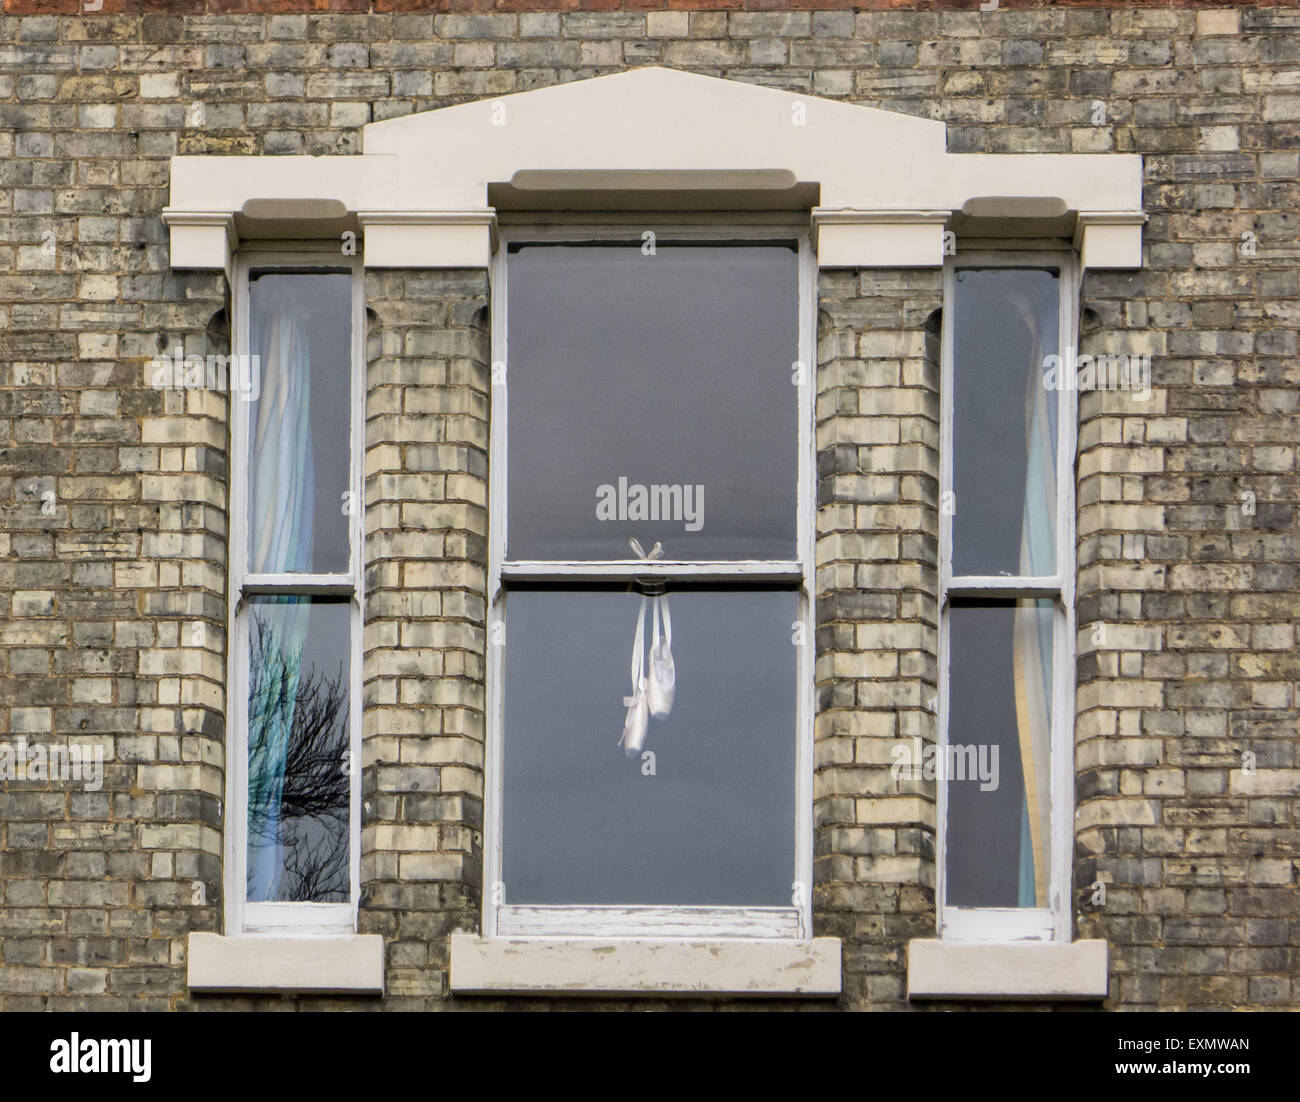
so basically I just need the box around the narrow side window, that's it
[230,262,361,933]
[939,261,1075,941]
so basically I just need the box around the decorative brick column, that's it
[361,269,490,1007]
[0,261,229,1009]
[136,289,231,1002]
[814,268,943,1009]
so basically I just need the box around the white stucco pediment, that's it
[164,66,1143,271]
[363,66,948,211]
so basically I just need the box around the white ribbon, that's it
[620,595,649,756]
[620,538,675,754]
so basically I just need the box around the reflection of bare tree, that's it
[248,611,350,903]
[278,819,348,902]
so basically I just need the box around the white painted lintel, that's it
[164,70,1144,274]
[161,210,235,273]
[358,210,497,269]
[1075,212,1147,270]
[812,209,949,268]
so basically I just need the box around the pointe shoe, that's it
[621,678,649,758]
[647,594,675,718]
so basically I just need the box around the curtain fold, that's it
[246,281,314,902]
[1010,279,1057,909]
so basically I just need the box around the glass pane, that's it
[945,600,1054,909]
[247,270,352,575]
[246,596,351,904]
[506,244,798,561]
[503,589,797,906]
[951,268,1059,578]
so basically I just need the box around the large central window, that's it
[486,229,814,939]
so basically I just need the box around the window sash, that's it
[936,251,1078,944]
[501,240,801,564]
[485,224,816,940]
[226,251,364,935]
[941,906,1056,943]
[497,905,802,940]
[243,901,356,935]
[499,561,803,584]
[945,577,1062,598]
[241,574,354,594]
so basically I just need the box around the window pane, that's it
[951,268,1059,578]
[246,596,351,904]
[945,600,1054,909]
[506,244,798,561]
[503,589,796,906]
[247,270,352,575]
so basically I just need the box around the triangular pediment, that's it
[165,66,1143,271]
[363,67,949,210]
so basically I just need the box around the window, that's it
[227,255,363,934]
[486,228,815,939]
[937,256,1078,942]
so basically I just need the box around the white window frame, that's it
[225,248,364,937]
[484,220,816,941]
[936,249,1079,944]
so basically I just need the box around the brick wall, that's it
[1075,259,1300,1009]
[815,269,942,1009]
[0,4,1297,1010]
[0,267,226,1009]
[361,269,489,1009]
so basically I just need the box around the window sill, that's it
[448,932,841,998]
[906,938,1108,1000]
[187,932,385,995]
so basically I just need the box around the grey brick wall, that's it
[0,6,1296,1010]
[1075,259,1300,1009]
[361,269,489,1008]
[815,269,943,1010]
[1,267,227,1010]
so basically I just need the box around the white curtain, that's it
[246,281,314,902]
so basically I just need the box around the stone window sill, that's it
[907,938,1108,1000]
[187,932,385,995]
[448,932,841,998]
